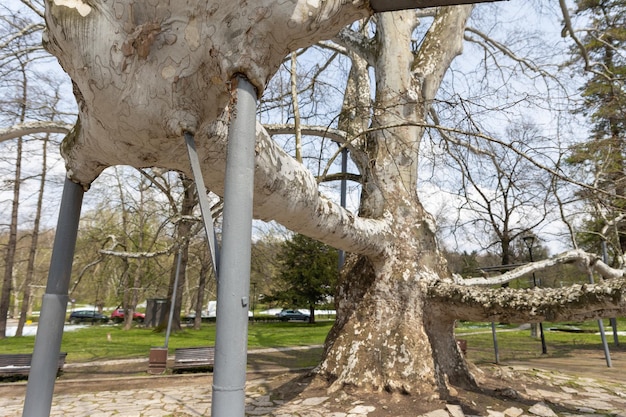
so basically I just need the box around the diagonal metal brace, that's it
[184,131,220,277]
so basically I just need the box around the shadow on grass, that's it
[247,346,323,372]
[461,328,626,365]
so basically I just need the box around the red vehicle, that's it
[111,307,145,323]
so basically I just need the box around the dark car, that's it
[68,310,109,324]
[111,308,145,323]
[276,309,310,322]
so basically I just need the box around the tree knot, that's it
[122,22,161,66]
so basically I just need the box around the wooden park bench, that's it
[0,352,67,380]
[172,346,215,373]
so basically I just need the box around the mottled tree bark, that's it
[317,8,476,396]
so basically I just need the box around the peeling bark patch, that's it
[185,18,201,51]
[123,22,162,60]
[53,0,92,16]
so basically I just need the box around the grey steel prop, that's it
[23,178,84,417]
[491,322,500,364]
[338,147,348,268]
[525,239,547,355]
[602,241,620,346]
[587,270,612,368]
[184,132,220,276]
[164,250,183,349]
[211,75,257,417]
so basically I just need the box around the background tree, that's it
[0,3,72,337]
[157,174,196,332]
[69,167,180,326]
[250,233,284,308]
[433,120,556,268]
[563,0,626,263]
[272,233,338,323]
[15,132,49,336]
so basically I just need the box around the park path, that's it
[2,345,626,417]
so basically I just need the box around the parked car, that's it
[276,309,310,322]
[68,310,109,324]
[111,308,145,323]
[182,312,213,324]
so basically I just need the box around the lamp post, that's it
[252,282,257,322]
[522,235,547,355]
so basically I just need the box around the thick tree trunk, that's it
[318,7,474,395]
[159,176,195,331]
[319,202,474,396]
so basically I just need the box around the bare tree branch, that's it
[457,249,624,287]
[464,27,554,78]
[0,121,73,142]
[99,246,173,259]
[265,123,348,144]
[0,22,44,50]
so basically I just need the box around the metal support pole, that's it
[23,177,84,417]
[597,319,612,368]
[524,238,547,355]
[184,131,220,276]
[164,250,183,349]
[537,320,547,355]
[587,271,612,368]
[610,317,619,346]
[211,75,257,417]
[529,273,547,354]
[491,322,500,364]
[338,147,348,268]
[601,241,619,346]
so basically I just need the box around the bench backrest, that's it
[174,347,215,362]
[0,353,68,368]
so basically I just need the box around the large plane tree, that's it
[39,0,626,398]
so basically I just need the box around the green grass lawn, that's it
[2,318,624,366]
[0,321,333,363]
[456,319,626,363]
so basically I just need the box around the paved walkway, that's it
[2,362,626,417]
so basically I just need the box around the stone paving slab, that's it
[2,364,626,416]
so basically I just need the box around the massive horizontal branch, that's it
[427,278,626,323]
[195,120,392,256]
[254,124,391,255]
[0,121,73,143]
